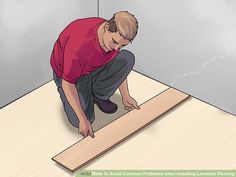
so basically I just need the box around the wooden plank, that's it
[52,88,190,172]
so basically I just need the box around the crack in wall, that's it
[170,53,233,86]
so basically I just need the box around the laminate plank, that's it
[52,88,190,172]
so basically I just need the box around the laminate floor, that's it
[0,70,235,177]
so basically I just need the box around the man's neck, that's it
[97,22,109,52]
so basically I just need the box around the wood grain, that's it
[52,88,190,172]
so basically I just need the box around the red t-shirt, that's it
[50,17,120,84]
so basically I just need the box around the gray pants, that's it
[53,49,135,128]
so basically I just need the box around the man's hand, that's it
[119,79,140,111]
[122,95,140,111]
[79,119,95,138]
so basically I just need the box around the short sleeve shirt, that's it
[50,17,120,84]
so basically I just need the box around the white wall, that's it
[1,0,236,116]
[99,0,236,116]
[0,0,97,108]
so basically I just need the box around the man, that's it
[50,11,140,138]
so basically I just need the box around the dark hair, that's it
[108,16,117,33]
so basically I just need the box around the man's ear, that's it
[104,22,109,31]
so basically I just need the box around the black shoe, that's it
[93,94,118,114]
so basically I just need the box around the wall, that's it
[99,0,236,116]
[1,0,236,116]
[0,0,97,108]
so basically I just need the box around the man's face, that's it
[103,23,130,51]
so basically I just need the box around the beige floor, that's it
[0,70,235,177]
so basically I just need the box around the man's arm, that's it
[118,78,130,98]
[118,78,140,110]
[62,79,95,138]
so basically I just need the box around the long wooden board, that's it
[52,88,190,172]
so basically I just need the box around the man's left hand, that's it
[122,95,140,111]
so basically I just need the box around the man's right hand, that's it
[61,79,95,139]
[79,118,95,138]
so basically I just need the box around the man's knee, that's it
[117,49,135,69]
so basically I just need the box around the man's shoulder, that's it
[76,17,106,22]
[69,17,106,28]
[58,17,106,51]
[60,17,106,39]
